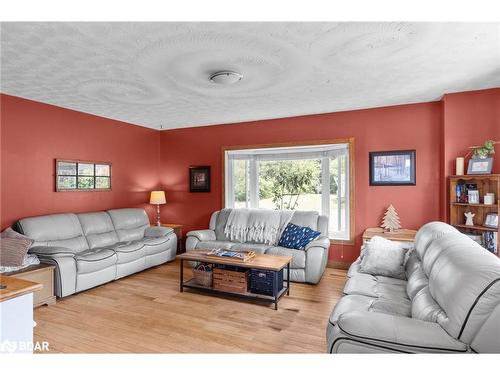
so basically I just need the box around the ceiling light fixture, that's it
[209,71,243,85]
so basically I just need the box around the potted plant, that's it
[470,140,498,159]
[466,140,499,175]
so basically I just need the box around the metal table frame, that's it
[180,259,290,310]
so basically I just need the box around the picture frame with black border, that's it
[189,166,211,192]
[369,150,416,186]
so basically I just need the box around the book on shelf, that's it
[455,183,478,203]
[482,231,498,254]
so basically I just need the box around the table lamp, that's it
[149,191,166,226]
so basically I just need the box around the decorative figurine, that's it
[381,204,401,232]
[464,211,475,226]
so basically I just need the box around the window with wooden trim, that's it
[56,160,111,191]
[223,140,354,242]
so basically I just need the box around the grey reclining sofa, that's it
[15,208,177,297]
[186,209,330,284]
[327,221,500,353]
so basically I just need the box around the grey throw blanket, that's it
[224,209,293,245]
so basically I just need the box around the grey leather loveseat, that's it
[327,221,500,353]
[186,209,330,284]
[16,208,177,297]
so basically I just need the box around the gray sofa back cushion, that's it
[77,212,119,249]
[428,238,500,343]
[289,210,319,231]
[107,208,149,242]
[18,213,89,252]
[211,209,328,241]
[414,221,459,261]
[214,208,231,241]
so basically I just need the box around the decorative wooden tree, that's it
[381,204,401,232]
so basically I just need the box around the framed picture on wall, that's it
[189,166,211,192]
[369,150,416,186]
[56,159,112,191]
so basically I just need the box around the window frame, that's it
[221,138,355,245]
[55,159,112,192]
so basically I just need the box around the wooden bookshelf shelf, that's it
[451,203,498,208]
[453,224,497,232]
[449,174,499,256]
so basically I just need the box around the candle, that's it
[456,157,465,175]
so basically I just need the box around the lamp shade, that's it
[149,191,166,205]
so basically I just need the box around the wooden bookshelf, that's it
[449,174,499,256]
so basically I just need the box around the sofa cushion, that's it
[230,243,271,254]
[196,240,234,250]
[77,212,119,249]
[142,236,171,247]
[112,241,144,253]
[405,250,421,279]
[289,210,319,231]
[214,208,232,241]
[141,236,173,256]
[428,238,500,343]
[329,294,411,326]
[411,286,446,323]
[112,241,145,264]
[107,208,149,242]
[144,226,173,238]
[343,274,408,299]
[406,262,429,300]
[347,258,362,278]
[414,221,459,261]
[359,236,409,280]
[266,246,306,268]
[17,213,89,252]
[75,248,117,274]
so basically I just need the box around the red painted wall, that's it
[441,88,500,220]
[3,88,496,263]
[0,94,161,229]
[159,102,443,263]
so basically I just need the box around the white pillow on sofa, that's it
[359,236,411,280]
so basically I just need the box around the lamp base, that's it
[156,204,161,226]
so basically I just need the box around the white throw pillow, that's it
[359,236,411,280]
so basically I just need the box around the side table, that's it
[4,264,56,308]
[362,227,417,244]
[162,223,184,253]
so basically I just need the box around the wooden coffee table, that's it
[177,250,292,310]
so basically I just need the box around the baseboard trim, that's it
[327,260,352,270]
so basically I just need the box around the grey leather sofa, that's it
[16,208,177,297]
[327,221,500,353]
[186,209,330,284]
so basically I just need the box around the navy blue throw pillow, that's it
[278,223,305,249]
[278,223,322,250]
[297,227,321,249]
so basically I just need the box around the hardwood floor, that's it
[33,260,346,353]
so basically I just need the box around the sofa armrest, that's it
[28,246,77,258]
[305,235,330,250]
[329,311,468,353]
[144,226,174,238]
[186,229,216,242]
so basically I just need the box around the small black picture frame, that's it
[189,166,211,192]
[369,150,416,186]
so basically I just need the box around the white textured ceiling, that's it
[1,22,499,130]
